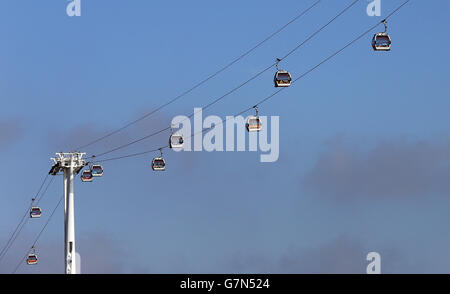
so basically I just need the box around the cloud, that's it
[278,236,366,274]
[302,136,450,199]
[44,109,173,157]
[46,124,124,153]
[0,119,23,149]
[0,231,142,274]
[76,232,132,274]
[0,232,436,274]
[224,236,409,274]
[224,251,275,274]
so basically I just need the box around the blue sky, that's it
[1,0,450,273]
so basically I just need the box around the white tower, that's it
[50,152,86,274]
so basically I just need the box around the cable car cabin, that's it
[81,170,93,182]
[274,70,292,87]
[246,116,262,132]
[91,165,103,177]
[152,157,166,171]
[169,134,184,149]
[30,207,42,218]
[27,254,38,265]
[372,33,391,51]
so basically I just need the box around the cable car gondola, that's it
[247,117,262,132]
[30,206,42,218]
[27,247,38,265]
[274,70,292,87]
[91,164,103,177]
[246,106,262,132]
[152,149,166,171]
[152,157,166,171]
[169,134,184,149]
[81,170,93,182]
[27,254,38,265]
[372,20,391,51]
[274,58,292,87]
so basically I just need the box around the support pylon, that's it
[50,152,86,274]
